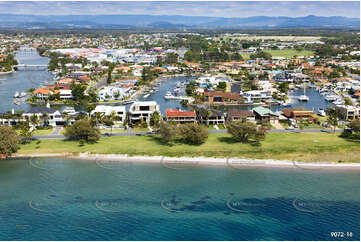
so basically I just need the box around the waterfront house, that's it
[197,108,225,125]
[335,105,360,120]
[90,105,126,123]
[22,106,64,126]
[98,86,129,101]
[204,91,240,104]
[129,101,160,125]
[227,109,256,122]
[282,108,316,122]
[165,109,197,124]
[252,106,279,124]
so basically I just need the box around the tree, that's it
[64,119,100,143]
[327,108,339,132]
[150,111,161,128]
[0,125,21,156]
[227,121,265,144]
[344,97,353,106]
[217,82,227,91]
[71,82,86,101]
[18,121,34,143]
[41,112,49,127]
[158,122,177,143]
[30,114,39,128]
[101,111,117,135]
[278,82,289,93]
[178,123,208,145]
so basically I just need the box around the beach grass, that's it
[17,132,360,163]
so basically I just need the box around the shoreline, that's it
[10,153,360,170]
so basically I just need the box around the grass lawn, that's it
[132,127,150,132]
[15,128,54,135]
[266,49,314,58]
[33,128,54,135]
[100,128,125,134]
[17,133,360,163]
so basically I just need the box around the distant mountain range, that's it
[0,14,358,29]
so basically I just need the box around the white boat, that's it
[143,94,150,98]
[20,92,27,97]
[333,99,344,105]
[298,95,309,101]
[14,91,19,98]
[317,109,326,117]
[298,81,309,102]
[164,91,173,99]
[324,94,338,102]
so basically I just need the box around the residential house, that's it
[227,109,256,122]
[282,108,316,122]
[90,105,126,123]
[335,105,360,120]
[22,106,64,126]
[129,101,160,125]
[165,109,197,123]
[204,91,240,104]
[252,106,279,124]
[197,108,225,125]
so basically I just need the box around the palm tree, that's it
[41,112,49,127]
[30,114,39,128]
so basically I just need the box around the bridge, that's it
[14,64,48,71]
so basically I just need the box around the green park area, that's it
[17,132,359,163]
[266,49,314,58]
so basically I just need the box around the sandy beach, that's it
[11,153,360,170]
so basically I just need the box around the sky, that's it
[0,1,359,18]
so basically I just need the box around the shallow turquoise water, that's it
[0,158,359,240]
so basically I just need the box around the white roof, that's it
[91,105,126,116]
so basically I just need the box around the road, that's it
[32,129,342,140]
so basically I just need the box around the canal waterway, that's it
[0,47,54,113]
[0,48,334,115]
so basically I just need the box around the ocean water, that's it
[0,158,359,241]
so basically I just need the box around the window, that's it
[139,106,150,111]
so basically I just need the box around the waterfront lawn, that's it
[17,132,360,163]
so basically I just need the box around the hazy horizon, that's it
[0,1,359,18]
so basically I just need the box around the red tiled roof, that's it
[166,109,196,118]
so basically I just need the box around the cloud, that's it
[0,1,359,18]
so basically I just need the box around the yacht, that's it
[317,108,326,117]
[20,92,27,98]
[14,91,20,98]
[324,94,338,102]
[298,81,309,102]
[164,91,173,99]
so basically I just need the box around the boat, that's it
[13,99,20,105]
[317,108,326,117]
[20,92,27,97]
[324,94,338,102]
[333,99,344,105]
[14,91,19,98]
[176,82,181,88]
[122,100,134,105]
[164,91,173,99]
[143,94,150,98]
[174,88,180,95]
[298,81,309,102]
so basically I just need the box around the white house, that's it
[90,105,126,123]
[129,101,160,125]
